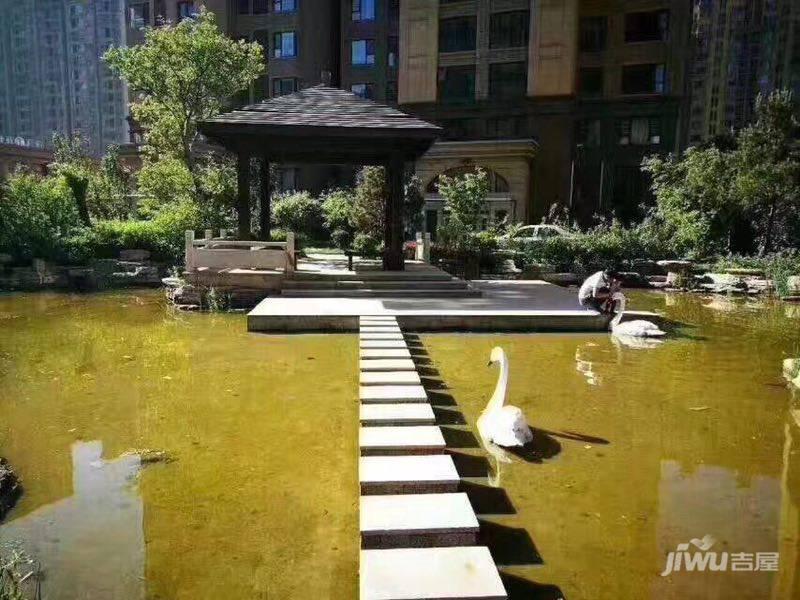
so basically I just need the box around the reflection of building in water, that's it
[0,441,145,600]
[654,459,791,599]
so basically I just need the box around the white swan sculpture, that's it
[477,347,533,448]
[610,292,666,338]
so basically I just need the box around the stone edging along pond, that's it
[0,457,21,521]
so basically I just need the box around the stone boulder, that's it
[119,249,152,262]
[0,457,21,520]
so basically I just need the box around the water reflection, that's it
[0,441,145,600]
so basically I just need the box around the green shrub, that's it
[66,201,201,263]
[136,157,194,218]
[0,171,80,262]
[330,228,353,250]
[272,191,325,241]
[352,233,382,258]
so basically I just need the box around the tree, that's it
[733,90,800,255]
[104,10,264,182]
[351,166,387,242]
[404,174,425,235]
[51,133,94,226]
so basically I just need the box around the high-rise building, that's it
[687,0,800,144]
[0,0,128,157]
[397,0,693,230]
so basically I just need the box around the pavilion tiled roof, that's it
[203,85,441,133]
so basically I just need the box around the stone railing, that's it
[184,230,295,274]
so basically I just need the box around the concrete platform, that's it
[360,403,436,426]
[360,371,422,386]
[360,385,428,403]
[360,546,507,599]
[361,493,479,548]
[359,332,406,341]
[360,348,413,360]
[360,316,399,323]
[360,326,403,333]
[360,426,446,455]
[359,359,416,372]
[249,280,620,332]
[360,340,409,349]
[360,455,460,495]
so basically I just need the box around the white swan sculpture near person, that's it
[477,347,533,448]
[609,292,666,338]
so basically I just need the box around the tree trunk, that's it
[759,199,778,257]
[65,173,92,227]
[259,157,271,241]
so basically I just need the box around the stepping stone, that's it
[360,426,445,455]
[360,359,416,372]
[360,454,459,495]
[360,385,428,404]
[360,340,409,349]
[360,326,403,334]
[360,316,398,322]
[360,348,412,360]
[360,493,479,548]
[360,403,436,426]
[361,371,421,386]
[360,546,507,600]
[360,332,405,341]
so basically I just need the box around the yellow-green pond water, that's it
[1,290,799,599]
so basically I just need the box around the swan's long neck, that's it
[485,352,509,413]
[610,293,626,329]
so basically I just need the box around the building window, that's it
[237,0,249,14]
[388,36,398,68]
[438,65,475,103]
[253,0,268,13]
[351,39,375,65]
[439,17,476,53]
[578,67,603,96]
[273,0,296,12]
[386,81,398,102]
[489,11,529,49]
[486,116,525,138]
[177,1,195,19]
[625,11,669,43]
[577,119,601,147]
[273,32,296,58]
[580,16,607,52]
[617,117,661,145]
[389,0,399,21]
[351,83,375,99]
[272,77,297,96]
[128,2,150,28]
[621,64,666,94]
[489,62,526,99]
[352,0,375,21]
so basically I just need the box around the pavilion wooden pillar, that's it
[236,151,251,239]
[259,157,271,241]
[383,155,405,271]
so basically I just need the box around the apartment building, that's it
[688,0,800,143]
[0,0,128,157]
[397,0,692,232]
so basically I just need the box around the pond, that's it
[423,292,800,600]
[1,290,799,599]
[0,291,358,599]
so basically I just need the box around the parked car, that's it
[502,224,574,245]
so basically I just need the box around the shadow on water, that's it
[496,428,562,464]
[500,573,567,600]
[538,428,610,445]
[431,406,467,424]
[460,481,516,515]
[479,520,543,566]
[425,390,458,406]
[440,427,480,449]
[449,452,490,477]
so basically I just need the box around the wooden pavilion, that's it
[198,85,441,271]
